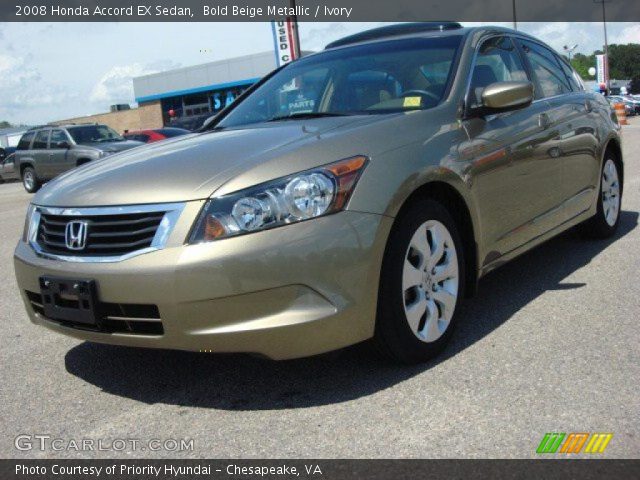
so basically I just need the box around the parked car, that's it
[627,96,640,115]
[13,124,143,193]
[15,23,623,363]
[167,113,213,131]
[0,152,19,182]
[606,96,634,116]
[0,145,13,162]
[123,127,191,143]
[609,95,640,115]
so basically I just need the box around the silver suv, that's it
[14,124,143,193]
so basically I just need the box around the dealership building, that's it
[52,48,311,133]
[53,51,282,132]
[133,51,278,125]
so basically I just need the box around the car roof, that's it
[124,129,154,134]
[322,23,540,51]
[125,128,190,134]
[29,124,105,131]
[62,124,106,129]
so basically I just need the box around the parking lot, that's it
[0,118,639,459]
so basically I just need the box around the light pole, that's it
[594,0,611,90]
[563,44,578,62]
[512,0,517,30]
[288,0,302,58]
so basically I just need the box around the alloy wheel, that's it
[24,171,34,191]
[602,159,620,227]
[402,220,459,343]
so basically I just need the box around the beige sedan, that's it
[14,23,623,363]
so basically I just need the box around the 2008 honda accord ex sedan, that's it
[15,23,624,363]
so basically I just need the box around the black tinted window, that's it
[32,130,49,149]
[49,130,68,148]
[519,40,572,98]
[67,125,123,143]
[17,132,34,150]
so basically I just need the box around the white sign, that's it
[271,20,298,67]
[596,54,608,85]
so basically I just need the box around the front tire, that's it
[22,167,41,193]
[374,198,465,364]
[583,156,621,238]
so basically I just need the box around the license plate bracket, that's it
[39,277,100,326]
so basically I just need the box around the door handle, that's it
[538,113,551,129]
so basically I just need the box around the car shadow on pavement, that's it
[65,210,638,410]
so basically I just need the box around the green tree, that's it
[569,44,640,82]
[571,53,596,80]
[0,121,13,129]
[607,44,640,79]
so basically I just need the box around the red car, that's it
[123,127,190,143]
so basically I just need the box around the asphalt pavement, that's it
[1,119,639,459]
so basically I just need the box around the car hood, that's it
[80,140,144,152]
[34,115,397,207]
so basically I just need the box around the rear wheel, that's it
[374,198,465,364]
[583,156,621,238]
[22,167,41,193]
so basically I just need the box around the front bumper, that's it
[14,210,392,359]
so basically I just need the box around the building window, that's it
[182,93,211,117]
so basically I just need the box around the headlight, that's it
[22,204,36,242]
[189,155,368,243]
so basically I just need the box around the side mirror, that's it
[481,81,534,112]
[55,141,71,149]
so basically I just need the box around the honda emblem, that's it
[65,220,89,250]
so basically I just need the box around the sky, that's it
[0,21,639,125]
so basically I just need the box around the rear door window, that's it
[49,130,68,148]
[32,130,50,149]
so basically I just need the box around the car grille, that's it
[37,211,166,257]
[26,291,164,335]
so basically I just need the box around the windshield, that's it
[218,35,463,129]
[67,125,124,144]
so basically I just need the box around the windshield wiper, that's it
[266,112,353,122]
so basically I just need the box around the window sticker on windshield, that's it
[403,97,422,107]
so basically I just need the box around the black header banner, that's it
[1,0,639,22]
